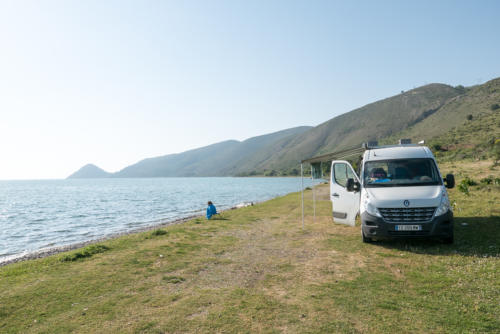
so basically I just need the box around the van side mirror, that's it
[346,178,360,192]
[444,174,455,188]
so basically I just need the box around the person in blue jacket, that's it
[206,201,217,219]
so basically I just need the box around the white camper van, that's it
[330,143,455,243]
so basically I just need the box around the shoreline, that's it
[0,202,255,267]
[0,214,200,267]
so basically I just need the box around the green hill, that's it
[239,83,463,174]
[428,108,500,162]
[251,78,499,174]
[382,77,500,153]
[111,126,311,177]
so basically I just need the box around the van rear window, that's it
[363,158,441,187]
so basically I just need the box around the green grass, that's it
[0,161,499,333]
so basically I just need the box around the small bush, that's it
[480,176,493,185]
[264,170,278,176]
[462,177,477,186]
[151,229,168,236]
[60,244,110,262]
[455,85,466,93]
[163,276,185,284]
[458,177,478,196]
[432,144,442,151]
[490,103,500,111]
[466,114,473,121]
[458,182,469,196]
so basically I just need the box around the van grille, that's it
[378,207,436,223]
[388,231,430,236]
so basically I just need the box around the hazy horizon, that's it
[2,0,499,179]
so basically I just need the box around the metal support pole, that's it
[311,165,315,223]
[301,163,304,229]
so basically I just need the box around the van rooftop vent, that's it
[399,138,412,145]
[362,141,378,149]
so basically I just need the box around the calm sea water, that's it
[0,177,314,262]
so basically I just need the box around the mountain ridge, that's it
[68,78,500,178]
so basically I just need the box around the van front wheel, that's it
[362,231,372,243]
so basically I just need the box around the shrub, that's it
[265,170,278,176]
[60,244,110,262]
[151,229,168,236]
[163,276,185,284]
[432,144,442,151]
[458,182,469,196]
[490,103,500,111]
[458,177,477,196]
[455,85,465,93]
[462,176,477,186]
[480,176,493,185]
[494,139,500,164]
[466,114,473,121]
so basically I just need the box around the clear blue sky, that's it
[1,0,499,179]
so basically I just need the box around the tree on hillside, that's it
[494,139,500,165]
[455,85,466,94]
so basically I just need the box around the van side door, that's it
[330,160,361,226]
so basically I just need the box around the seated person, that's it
[206,201,217,219]
[369,168,390,183]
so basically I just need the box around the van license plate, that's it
[395,225,422,231]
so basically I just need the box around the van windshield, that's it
[363,158,442,187]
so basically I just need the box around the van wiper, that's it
[366,181,439,187]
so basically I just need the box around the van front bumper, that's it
[361,210,453,239]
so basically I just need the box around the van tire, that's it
[362,232,372,243]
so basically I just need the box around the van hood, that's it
[364,185,443,208]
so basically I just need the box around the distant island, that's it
[68,164,112,179]
[69,77,500,179]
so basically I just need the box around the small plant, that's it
[490,103,500,111]
[458,177,477,196]
[60,244,110,262]
[480,176,493,185]
[151,229,168,236]
[466,114,473,121]
[461,176,477,186]
[163,276,185,284]
[458,182,469,196]
[494,139,500,165]
[432,144,442,151]
[455,85,465,93]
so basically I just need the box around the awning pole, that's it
[311,165,315,223]
[301,163,304,229]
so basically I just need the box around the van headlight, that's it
[364,199,382,218]
[435,196,451,216]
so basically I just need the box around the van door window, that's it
[334,163,357,187]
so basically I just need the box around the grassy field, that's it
[1,161,499,333]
